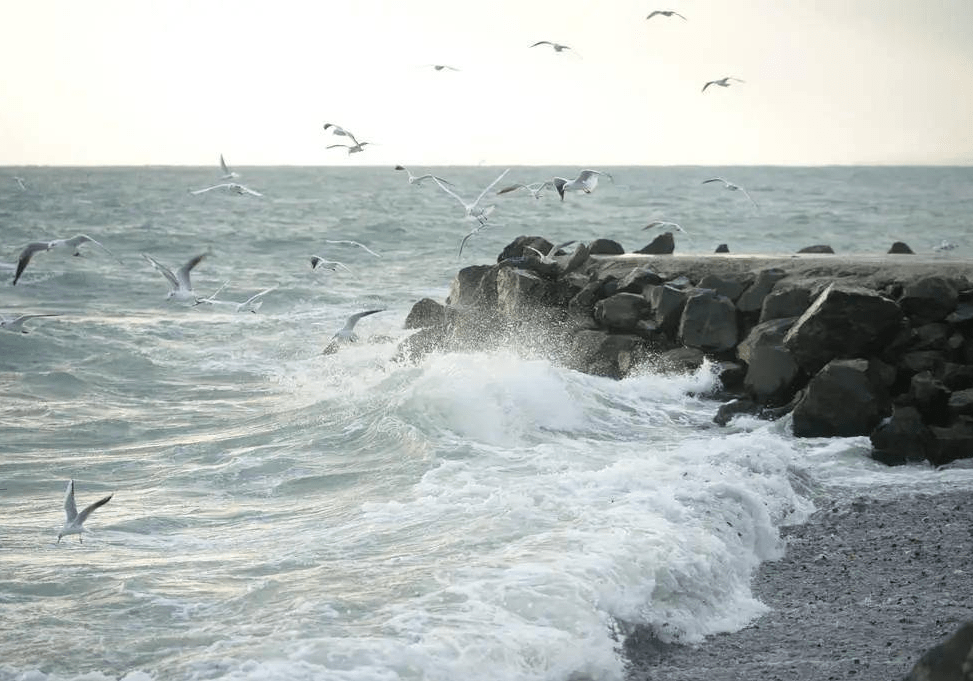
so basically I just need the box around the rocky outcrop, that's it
[903,620,973,681]
[400,239,973,467]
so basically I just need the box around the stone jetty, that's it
[399,235,973,467]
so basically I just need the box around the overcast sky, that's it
[2,0,972,166]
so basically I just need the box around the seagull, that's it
[531,41,576,55]
[702,177,759,208]
[219,154,239,179]
[394,165,452,188]
[13,176,26,191]
[57,479,113,544]
[194,282,277,312]
[323,309,385,354]
[702,76,745,93]
[323,240,381,258]
[0,313,61,333]
[323,123,357,140]
[190,182,262,197]
[646,10,687,20]
[12,234,115,286]
[644,220,688,234]
[427,64,460,72]
[309,256,353,272]
[525,240,577,264]
[327,141,370,154]
[550,169,613,201]
[432,168,511,225]
[142,252,208,302]
[496,182,552,200]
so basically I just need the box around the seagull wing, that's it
[496,183,528,195]
[191,184,231,195]
[176,254,207,290]
[239,285,278,308]
[342,309,384,333]
[4,313,61,330]
[142,253,180,290]
[530,41,553,48]
[739,187,759,208]
[701,80,715,93]
[64,480,78,522]
[237,184,263,197]
[76,493,113,526]
[646,11,662,19]
[12,241,50,285]
[549,240,577,256]
[67,234,115,258]
[432,177,470,210]
[473,168,511,208]
[702,177,729,186]
[323,240,381,258]
[575,170,604,192]
[220,154,231,175]
[674,11,688,19]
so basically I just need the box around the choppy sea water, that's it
[1,166,972,681]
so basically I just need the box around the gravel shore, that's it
[626,486,973,681]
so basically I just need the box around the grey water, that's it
[1,166,972,681]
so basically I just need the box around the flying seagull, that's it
[327,141,370,154]
[190,182,263,197]
[646,10,687,20]
[323,123,357,140]
[432,168,511,225]
[219,154,239,179]
[702,76,745,93]
[427,64,460,72]
[195,282,277,313]
[14,176,26,191]
[531,41,576,55]
[12,234,115,286]
[702,177,759,208]
[0,313,61,333]
[525,240,577,264]
[142,252,208,302]
[496,182,552,200]
[323,240,381,258]
[394,165,452,188]
[323,123,369,153]
[644,220,689,234]
[323,309,385,354]
[309,256,353,272]
[57,479,113,544]
[550,169,613,201]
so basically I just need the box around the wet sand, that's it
[626,485,973,681]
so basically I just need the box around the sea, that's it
[1,165,972,681]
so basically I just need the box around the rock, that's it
[792,359,891,437]
[783,283,904,373]
[737,268,788,313]
[910,371,951,427]
[404,298,446,330]
[947,388,973,417]
[941,362,973,391]
[656,347,706,374]
[589,238,625,255]
[869,406,935,465]
[744,346,801,405]
[759,281,818,323]
[678,290,738,353]
[912,323,950,351]
[615,266,664,293]
[797,244,835,254]
[635,233,675,255]
[714,244,730,253]
[888,241,915,254]
[643,284,689,336]
[716,361,747,391]
[929,417,973,467]
[594,293,652,333]
[496,267,555,320]
[497,235,554,262]
[714,398,761,426]
[898,276,960,325]
[447,264,499,310]
[903,620,973,681]
[561,241,592,276]
[568,330,646,379]
[899,350,946,377]
[395,326,446,363]
[697,273,752,302]
[568,280,607,317]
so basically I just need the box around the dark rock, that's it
[697,273,752,302]
[496,235,553,262]
[888,241,915,254]
[714,398,761,426]
[635,233,674,255]
[759,281,818,323]
[594,293,651,333]
[947,388,973,417]
[946,301,973,325]
[929,417,973,467]
[737,268,788,313]
[912,323,950,351]
[568,330,646,379]
[869,406,936,466]
[665,275,693,290]
[496,267,555,319]
[714,243,730,253]
[783,283,904,373]
[499,255,559,279]
[395,326,446,363]
[716,361,746,390]
[656,347,706,374]
[643,284,689,336]
[737,317,797,364]
[404,298,446,330]
[561,241,592,276]
[615,266,664,293]
[941,362,973,391]
[792,359,891,437]
[568,280,606,317]
[910,371,951,426]
[447,264,499,309]
[588,238,625,256]
[898,276,960,325]
[678,290,738,353]
[903,620,973,681]
[551,272,588,308]
[797,244,835,254]
[899,350,945,377]
[744,346,801,405]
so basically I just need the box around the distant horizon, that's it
[3,162,973,169]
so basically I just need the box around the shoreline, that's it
[625,483,973,681]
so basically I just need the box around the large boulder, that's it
[737,317,801,405]
[697,273,752,302]
[759,281,818,323]
[594,293,651,333]
[909,371,951,427]
[783,283,904,373]
[496,267,555,319]
[678,290,738,352]
[643,283,689,336]
[929,417,973,467]
[567,330,646,379]
[404,298,446,330]
[497,235,554,261]
[615,266,664,293]
[635,233,674,255]
[792,359,891,437]
[869,406,935,465]
[737,268,788,313]
[447,264,499,310]
[589,238,625,255]
[898,276,960,325]
[903,620,973,681]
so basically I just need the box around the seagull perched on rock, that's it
[395,165,452,188]
[142,252,208,302]
[219,154,239,179]
[646,10,687,20]
[432,168,510,225]
[12,234,115,286]
[190,182,263,197]
[0,313,61,333]
[702,76,745,93]
[57,479,113,544]
[551,169,613,201]
[702,177,759,208]
[323,309,385,354]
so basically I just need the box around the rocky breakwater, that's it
[398,235,973,467]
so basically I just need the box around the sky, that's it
[1,0,972,166]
